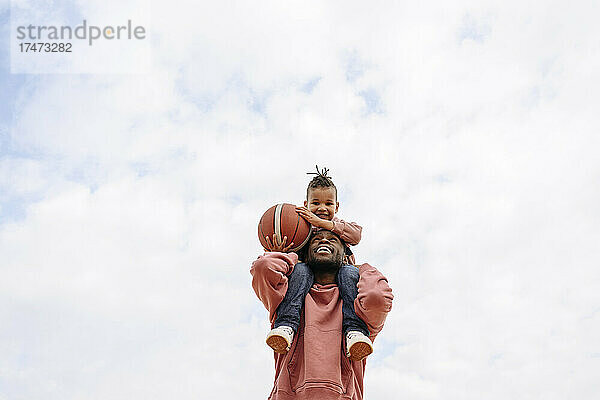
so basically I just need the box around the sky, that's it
[1,0,600,399]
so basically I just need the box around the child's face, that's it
[304,187,339,221]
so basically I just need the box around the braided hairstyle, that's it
[306,165,337,200]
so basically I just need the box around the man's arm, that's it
[331,217,362,246]
[250,252,299,323]
[354,263,393,337]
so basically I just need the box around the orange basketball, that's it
[258,203,312,253]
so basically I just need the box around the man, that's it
[251,229,393,400]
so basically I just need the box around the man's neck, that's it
[312,271,337,285]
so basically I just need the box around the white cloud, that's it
[2,0,600,399]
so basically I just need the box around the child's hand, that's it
[295,206,335,230]
[264,234,294,253]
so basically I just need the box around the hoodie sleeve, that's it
[331,217,362,246]
[250,252,299,323]
[354,263,394,337]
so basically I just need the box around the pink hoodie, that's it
[251,252,393,400]
[331,216,362,246]
[331,217,361,265]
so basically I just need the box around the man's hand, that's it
[295,206,335,230]
[264,234,294,253]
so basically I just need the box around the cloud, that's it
[1,0,600,399]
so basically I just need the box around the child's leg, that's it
[273,262,314,333]
[336,265,370,337]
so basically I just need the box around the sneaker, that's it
[346,331,373,361]
[266,326,294,354]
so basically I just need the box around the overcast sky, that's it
[1,0,599,399]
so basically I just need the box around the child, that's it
[262,166,373,361]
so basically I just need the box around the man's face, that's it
[306,230,345,271]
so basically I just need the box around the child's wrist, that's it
[315,219,335,230]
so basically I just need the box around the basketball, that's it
[258,203,312,253]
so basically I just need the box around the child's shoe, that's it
[266,326,294,354]
[346,331,373,361]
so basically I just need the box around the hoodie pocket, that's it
[288,327,352,393]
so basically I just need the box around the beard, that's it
[307,251,343,274]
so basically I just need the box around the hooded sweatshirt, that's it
[251,252,393,400]
[330,217,361,265]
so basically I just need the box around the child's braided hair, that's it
[306,165,337,199]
